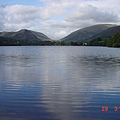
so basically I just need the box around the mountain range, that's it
[60,24,117,44]
[0,29,54,45]
[0,24,120,46]
[0,29,51,41]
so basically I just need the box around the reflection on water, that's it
[0,46,120,120]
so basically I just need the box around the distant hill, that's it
[0,29,55,46]
[0,29,51,41]
[0,24,120,46]
[61,24,117,44]
[87,26,120,42]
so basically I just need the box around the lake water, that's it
[0,46,120,120]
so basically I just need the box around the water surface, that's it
[0,46,120,120]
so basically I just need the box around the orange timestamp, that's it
[102,106,120,112]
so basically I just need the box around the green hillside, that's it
[0,29,51,41]
[0,29,56,46]
[61,24,116,44]
[87,26,120,41]
[88,32,120,47]
[0,29,55,46]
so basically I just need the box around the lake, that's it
[0,46,120,120]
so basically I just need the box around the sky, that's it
[0,0,120,40]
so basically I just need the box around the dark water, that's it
[0,46,120,120]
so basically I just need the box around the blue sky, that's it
[0,0,44,6]
[0,0,120,39]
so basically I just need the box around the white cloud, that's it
[4,5,41,23]
[0,5,41,31]
[66,4,119,23]
[0,0,120,39]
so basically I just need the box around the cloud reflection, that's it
[38,47,120,120]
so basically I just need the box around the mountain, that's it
[61,24,117,44]
[0,24,120,46]
[87,26,120,42]
[0,29,55,45]
[0,29,51,41]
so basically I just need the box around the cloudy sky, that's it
[0,0,120,40]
